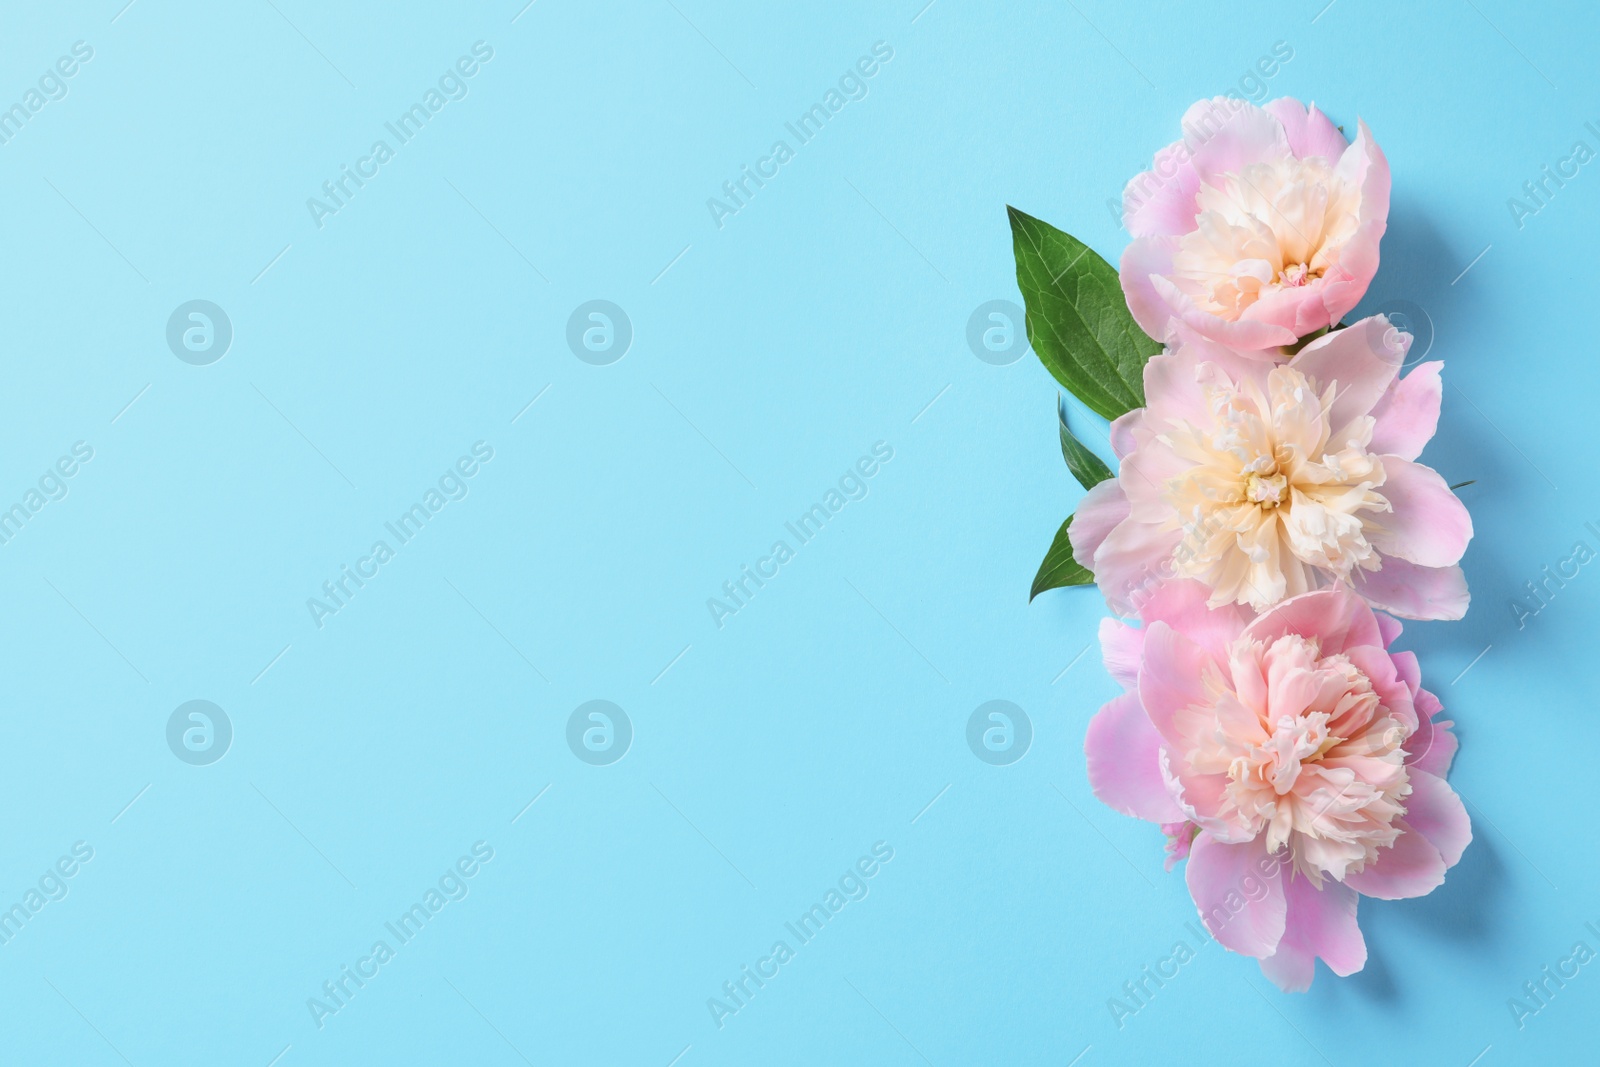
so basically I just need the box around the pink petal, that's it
[1241,586,1385,657]
[1093,517,1182,619]
[1109,409,1140,460]
[1407,688,1459,778]
[1123,139,1202,238]
[1403,770,1471,868]
[1184,97,1292,186]
[1150,272,1300,350]
[1342,643,1417,735]
[1162,751,1239,839]
[1371,458,1473,568]
[1314,122,1390,323]
[1120,237,1182,342]
[1137,578,1252,663]
[1085,692,1182,824]
[1068,478,1129,572]
[1376,612,1404,649]
[1351,559,1469,621]
[1288,315,1407,433]
[1138,621,1216,751]
[1369,361,1443,462]
[1342,818,1446,900]
[1099,617,1143,689]
[1238,277,1346,341]
[1258,875,1366,992]
[1186,833,1287,958]
[1263,98,1349,163]
[1391,649,1420,695]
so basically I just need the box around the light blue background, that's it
[0,0,1594,1063]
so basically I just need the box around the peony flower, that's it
[1085,582,1469,991]
[1120,97,1389,352]
[1070,315,1472,621]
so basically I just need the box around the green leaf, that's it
[1058,396,1113,491]
[1008,205,1160,420]
[1030,514,1095,601]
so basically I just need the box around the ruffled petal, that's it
[1123,139,1202,238]
[1342,818,1446,900]
[1264,98,1349,163]
[1258,875,1366,992]
[1241,586,1385,657]
[1137,578,1251,663]
[1407,687,1458,778]
[1186,833,1287,958]
[1085,692,1182,824]
[1184,97,1292,186]
[1138,621,1217,751]
[1402,770,1471,868]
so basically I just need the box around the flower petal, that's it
[1403,770,1471,868]
[1186,833,1287,958]
[1069,478,1129,572]
[1184,97,1292,186]
[1138,621,1217,751]
[1093,517,1182,619]
[1342,818,1446,900]
[1085,692,1182,824]
[1351,559,1469,621]
[1120,237,1183,342]
[1240,586,1385,657]
[1369,361,1443,462]
[1370,458,1473,568]
[1264,99,1350,163]
[1258,876,1366,992]
[1376,612,1404,649]
[1407,687,1459,778]
[1137,578,1251,663]
[1099,617,1143,690]
[1123,140,1202,238]
[1150,272,1300,350]
[1289,314,1407,433]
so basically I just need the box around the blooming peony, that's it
[1085,582,1469,991]
[1120,97,1389,352]
[1070,315,1472,620]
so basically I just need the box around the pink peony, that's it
[1085,582,1469,991]
[1070,315,1472,621]
[1120,97,1390,352]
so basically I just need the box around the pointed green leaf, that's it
[1030,514,1095,601]
[1058,396,1113,491]
[1008,205,1159,420]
